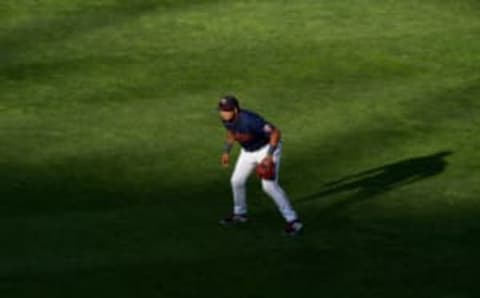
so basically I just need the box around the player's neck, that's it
[226,111,240,123]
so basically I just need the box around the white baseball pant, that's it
[230,142,299,222]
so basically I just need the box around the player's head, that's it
[218,95,240,122]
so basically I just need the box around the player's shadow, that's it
[299,151,452,210]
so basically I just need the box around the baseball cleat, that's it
[219,214,248,225]
[285,219,303,236]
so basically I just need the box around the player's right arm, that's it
[222,130,235,167]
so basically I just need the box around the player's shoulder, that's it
[240,109,264,121]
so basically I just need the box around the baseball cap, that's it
[218,95,240,111]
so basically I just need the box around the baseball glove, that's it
[256,159,276,180]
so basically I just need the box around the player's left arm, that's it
[267,126,281,157]
[262,123,280,164]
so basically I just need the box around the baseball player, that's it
[218,95,303,236]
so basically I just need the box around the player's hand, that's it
[221,153,230,168]
[262,155,274,166]
[257,155,276,180]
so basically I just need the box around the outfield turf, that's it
[1,0,480,297]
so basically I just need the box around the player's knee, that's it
[262,181,276,194]
[231,176,246,189]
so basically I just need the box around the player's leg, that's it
[257,144,303,234]
[229,149,256,216]
[261,175,298,222]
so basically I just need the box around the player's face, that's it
[219,110,236,121]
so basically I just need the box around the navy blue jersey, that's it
[222,109,275,151]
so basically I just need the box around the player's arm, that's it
[267,127,281,157]
[222,130,235,167]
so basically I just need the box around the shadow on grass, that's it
[0,152,228,219]
[299,151,452,209]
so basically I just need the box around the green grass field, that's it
[1,0,480,297]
